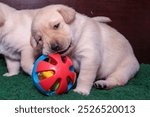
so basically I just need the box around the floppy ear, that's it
[0,13,5,27]
[30,36,37,48]
[58,5,76,24]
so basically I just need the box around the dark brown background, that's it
[0,0,150,63]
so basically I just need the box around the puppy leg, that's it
[74,57,99,95]
[94,73,128,89]
[20,47,35,75]
[3,57,20,77]
[94,58,139,89]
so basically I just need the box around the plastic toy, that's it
[32,53,76,95]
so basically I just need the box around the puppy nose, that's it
[51,43,61,52]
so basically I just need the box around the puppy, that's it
[31,5,139,95]
[0,3,39,76]
[0,3,108,77]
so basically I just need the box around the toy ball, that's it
[32,54,76,95]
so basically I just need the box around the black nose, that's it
[51,43,61,52]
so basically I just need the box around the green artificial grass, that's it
[0,55,150,100]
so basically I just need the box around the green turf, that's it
[0,55,150,100]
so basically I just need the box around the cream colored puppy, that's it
[31,5,139,95]
[0,3,38,76]
[0,3,108,77]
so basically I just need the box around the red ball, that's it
[32,54,76,95]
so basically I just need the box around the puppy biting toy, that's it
[32,54,76,95]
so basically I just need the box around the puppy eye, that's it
[53,23,60,29]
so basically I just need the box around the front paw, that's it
[73,87,90,96]
[3,72,19,77]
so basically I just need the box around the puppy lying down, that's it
[0,3,39,76]
[30,5,139,95]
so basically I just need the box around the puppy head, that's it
[0,3,16,27]
[31,5,76,55]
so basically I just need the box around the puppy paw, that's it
[94,80,107,89]
[73,88,90,96]
[3,72,19,77]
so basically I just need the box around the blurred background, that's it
[0,0,150,63]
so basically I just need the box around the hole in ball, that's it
[38,70,55,80]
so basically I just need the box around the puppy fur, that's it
[0,3,39,76]
[31,5,139,95]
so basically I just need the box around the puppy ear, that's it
[0,13,5,27]
[58,6,76,24]
[30,36,37,48]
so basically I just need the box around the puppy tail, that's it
[92,16,112,23]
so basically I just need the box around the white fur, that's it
[0,3,38,76]
[31,5,139,95]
